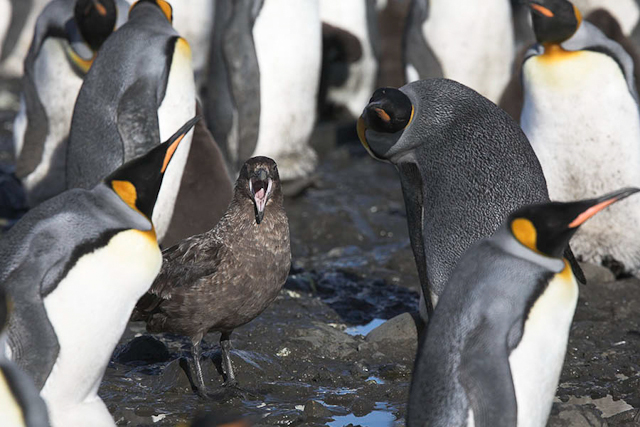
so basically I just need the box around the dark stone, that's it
[548,403,607,427]
[303,400,332,419]
[351,397,374,417]
[113,336,170,365]
[365,312,418,360]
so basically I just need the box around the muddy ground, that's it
[1,78,639,427]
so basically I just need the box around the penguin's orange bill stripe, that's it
[569,199,618,228]
[375,108,391,123]
[161,134,186,173]
[530,4,554,17]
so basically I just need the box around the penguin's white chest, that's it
[15,38,83,192]
[0,370,24,426]
[40,229,161,425]
[508,267,578,427]
[155,38,196,243]
[252,0,321,180]
[422,0,514,102]
[521,50,640,268]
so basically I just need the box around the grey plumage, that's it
[358,79,583,317]
[0,288,50,427]
[403,0,443,80]
[66,1,178,189]
[134,156,290,395]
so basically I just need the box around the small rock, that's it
[304,400,332,419]
[351,397,374,417]
[365,312,418,360]
[579,262,616,285]
[113,336,170,365]
[294,322,358,359]
[548,403,607,427]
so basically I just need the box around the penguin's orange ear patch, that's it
[112,180,138,210]
[530,3,554,17]
[156,0,173,22]
[94,1,108,16]
[161,134,186,173]
[511,218,538,251]
[374,108,391,123]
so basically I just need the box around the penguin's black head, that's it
[509,188,639,259]
[105,116,199,221]
[130,0,173,23]
[74,0,117,51]
[527,0,581,44]
[357,87,414,161]
[237,156,281,225]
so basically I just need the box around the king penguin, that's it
[0,117,198,427]
[406,187,639,427]
[13,0,130,208]
[66,0,197,244]
[403,0,515,103]
[357,80,584,318]
[206,0,322,184]
[520,0,640,276]
[0,288,50,427]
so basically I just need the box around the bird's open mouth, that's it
[250,177,272,223]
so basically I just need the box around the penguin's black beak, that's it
[250,169,272,224]
[568,187,640,228]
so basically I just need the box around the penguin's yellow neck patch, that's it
[66,47,95,74]
[558,258,574,283]
[407,105,415,129]
[539,44,581,63]
[511,218,538,252]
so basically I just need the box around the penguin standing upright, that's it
[407,188,639,427]
[13,0,130,208]
[319,0,379,120]
[1,118,198,427]
[358,80,583,317]
[206,0,322,183]
[520,0,640,275]
[66,0,197,243]
[0,288,50,427]
[403,0,515,103]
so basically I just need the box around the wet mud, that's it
[0,80,638,426]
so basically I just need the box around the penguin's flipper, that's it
[403,0,442,80]
[398,162,433,316]
[565,247,586,285]
[116,77,161,162]
[459,318,518,427]
[5,264,59,390]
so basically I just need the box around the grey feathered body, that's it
[138,193,290,342]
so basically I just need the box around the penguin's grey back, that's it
[402,79,550,296]
[66,4,179,190]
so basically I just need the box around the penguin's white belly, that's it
[320,0,378,119]
[521,50,640,269]
[571,0,639,35]
[0,370,24,426]
[18,39,83,196]
[252,0,321,181]
[155,38,195,243]
[40,229,161,427]
[508,268,578,427]
[423,0,514,102]
[170,0,213,89]
[0,0,48,77]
